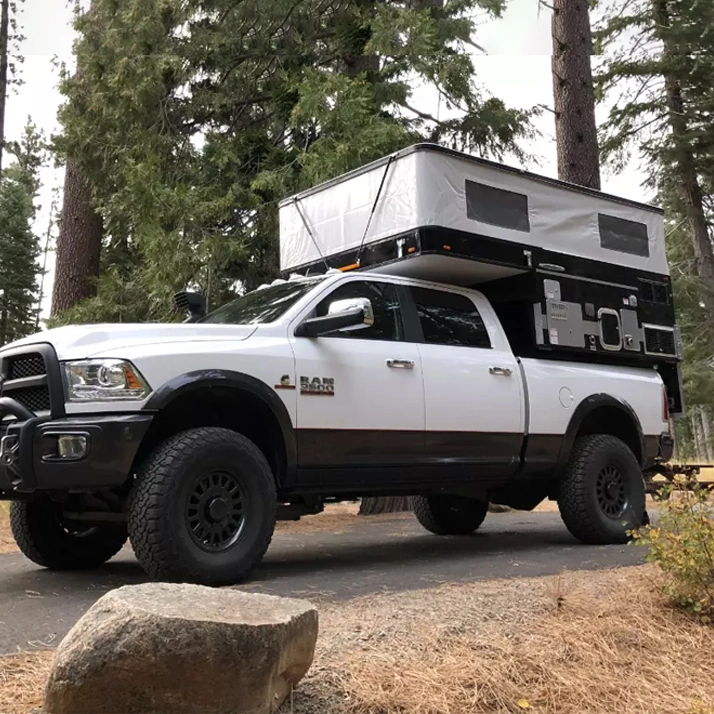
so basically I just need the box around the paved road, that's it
[0,511,645,654]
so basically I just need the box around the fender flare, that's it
[144,369,297,484]
[557,393,646,468]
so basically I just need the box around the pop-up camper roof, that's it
[278,144,668,283]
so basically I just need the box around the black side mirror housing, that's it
[174,291,207,323]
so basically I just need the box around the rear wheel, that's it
[411,494,488,535]
[128,427,276,585]
[558,434,646,545]
[10,498,127,570]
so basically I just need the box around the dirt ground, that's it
[1,565,713,714]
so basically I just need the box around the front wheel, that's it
[10,498,127,570]
[128,427,276,586]
[411,494,488,535]
[558,434,646,545]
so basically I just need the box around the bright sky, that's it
[14,0,649,319]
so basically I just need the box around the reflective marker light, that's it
[57,434,88,460]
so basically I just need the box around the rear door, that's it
[405,284,525,475]
[290,278,424,471]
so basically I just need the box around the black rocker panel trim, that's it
[558,394,646,469]
[145,370,297,483]
[296,429,524,469]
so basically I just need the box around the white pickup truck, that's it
[0,270,672,584]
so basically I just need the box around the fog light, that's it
[57,434,88,460]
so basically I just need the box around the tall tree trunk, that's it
[654,0,714,358]
[691,412,703,462]
[350,0,442,518]
[359,496,411,516]
[0,0,9,175]
[668,417,679,462]
[550,0,601,190]
[51,158,102,315]
[700,407,713,463]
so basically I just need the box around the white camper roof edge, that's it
[279,142,664,217]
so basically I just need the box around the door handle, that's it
[489,366,512,377]
[387,359,415,370]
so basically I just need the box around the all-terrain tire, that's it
[128,427,276,585]
[558,434,646,545]
[10,498,127,570]
[411,494,489,535]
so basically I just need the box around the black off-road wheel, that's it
[10,498,127,570]
[558,434,646,545]
[411,494,489,535]
[128,427,276,586]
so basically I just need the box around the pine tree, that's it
[51,0,536,325]
[596,0,714,357]
[0,122,44,345]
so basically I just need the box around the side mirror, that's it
[296,297,374,338]
[174,291,207,323]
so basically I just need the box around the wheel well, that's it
[574,406,643,465]
[133,387,288,484]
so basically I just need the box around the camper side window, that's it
[465,180,530,232]
[598,214,650,258]
[409,287,491,349]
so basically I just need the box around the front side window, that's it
[315,280,403,342]
[200,278,325,325]
[410,286,491,348]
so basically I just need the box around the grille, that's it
[10,386,51,413]
[644,326,676,356]
[8,354,46,380]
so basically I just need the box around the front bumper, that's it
[0,396,152,494]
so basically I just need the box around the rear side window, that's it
[409,287,491,348]
[598,214,650,258]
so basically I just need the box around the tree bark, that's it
[551,0,601,190]
[690,413,701,462]
[0,0,9,175]
[51,157,102,315]
[358,497,411,516]
[700,407,713,463]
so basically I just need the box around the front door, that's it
[290,278,424,473]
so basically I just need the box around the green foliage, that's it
[633,480,714,619]
[0,122,45,345]
[54,0,536,325]
[596,0,714,457]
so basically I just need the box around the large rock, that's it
[43,583,318,714]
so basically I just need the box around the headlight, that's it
[62,359,151,402]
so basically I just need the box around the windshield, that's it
[199,278,325,325]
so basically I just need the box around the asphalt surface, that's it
[0,511,645,655]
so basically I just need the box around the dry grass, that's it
[285,566,714,714]
[0,651,53,714]
[276,503,411,535]
[0,502,16,554]
[3,568,714,714]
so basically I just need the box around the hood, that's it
[1,323,259,361]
